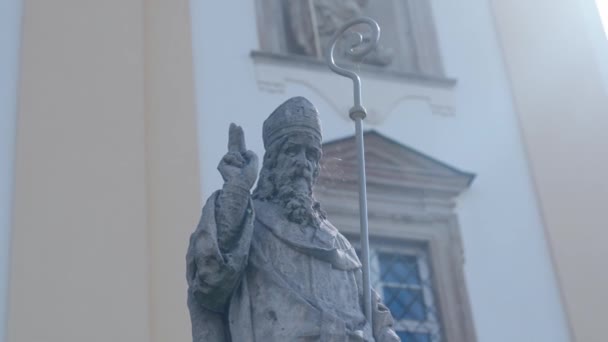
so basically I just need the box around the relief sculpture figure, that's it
[186,97,400,341]
[286,0,393,66]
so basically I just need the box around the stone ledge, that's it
[250,50,459,121]
[250,50,458,88]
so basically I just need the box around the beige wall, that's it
[143,1,201,341]
[8,1,200,341]
[491,0,608,341]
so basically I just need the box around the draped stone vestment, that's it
[187,192,398,342]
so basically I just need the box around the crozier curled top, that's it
[326,16,381,120]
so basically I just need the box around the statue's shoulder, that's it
[321,219,352,247]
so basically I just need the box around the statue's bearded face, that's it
[275,134,321,193]
[274,134,322,226]
[253,132,324,227]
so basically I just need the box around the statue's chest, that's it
[252,223,362,314]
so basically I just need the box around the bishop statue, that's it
[186,97,400,341]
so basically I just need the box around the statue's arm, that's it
[186,189,255,313]
[215,181,252,253]
[186,123,258,313]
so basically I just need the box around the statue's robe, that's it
[186,191,399,341]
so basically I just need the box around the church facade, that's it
[2,1,608,342]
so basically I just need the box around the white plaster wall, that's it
[491,0,608,340]
[190,1,570,341]
[0,1,21,341]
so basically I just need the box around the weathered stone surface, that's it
[186,97,399,341]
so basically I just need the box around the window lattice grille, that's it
[356,241,443,342]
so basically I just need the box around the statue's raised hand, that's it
[217,123,259,190]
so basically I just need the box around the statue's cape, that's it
[253,199,362,271]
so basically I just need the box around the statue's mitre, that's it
[263,97,322,148]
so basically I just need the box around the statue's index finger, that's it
[228,123,246,153]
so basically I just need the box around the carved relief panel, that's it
[258,0,445,76]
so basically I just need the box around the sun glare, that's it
[597,0,608,38]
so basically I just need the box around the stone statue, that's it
[186,97,400,341]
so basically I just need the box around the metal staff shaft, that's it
[326,16,380,322]
[354,116,372,321]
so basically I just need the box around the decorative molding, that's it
[251,51,457,122]
[317,130,475,196]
